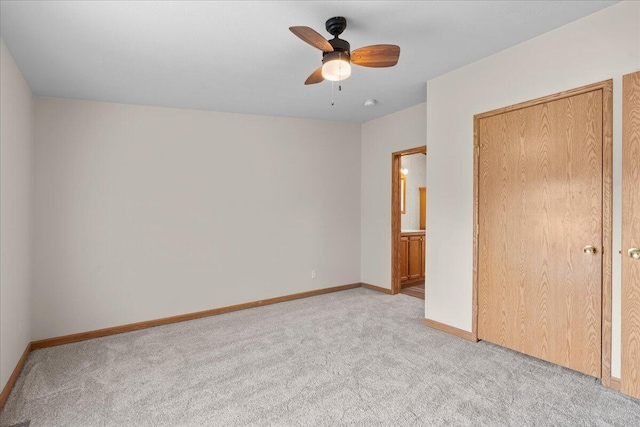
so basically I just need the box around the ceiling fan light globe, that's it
[321,57,351,81]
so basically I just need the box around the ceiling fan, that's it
[290,17,400,85]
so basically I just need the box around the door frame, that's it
[472,80,613,385]
[391,146,427,294]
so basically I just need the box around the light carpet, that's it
[1,288,639,426]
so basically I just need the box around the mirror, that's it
[400,153,426,231]
[400,172,406,214]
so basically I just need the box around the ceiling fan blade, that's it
[305,67,325,85]
[289,26,334,52]
[351,44,400,67]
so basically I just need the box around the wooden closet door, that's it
[478,90,603,377]
[622,71,640,398]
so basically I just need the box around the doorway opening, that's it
[391,146,427,298]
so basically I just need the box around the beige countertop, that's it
[401,230,425,235]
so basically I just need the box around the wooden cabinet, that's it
[400,236,409,282]
[400,231,425,287]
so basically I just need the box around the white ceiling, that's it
[0,1,618,123]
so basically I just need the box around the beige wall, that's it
[32,98,362,340]
[0,39,34,390]
[360,103,426,289]
[426,1,640,378]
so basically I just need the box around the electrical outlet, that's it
[311,270,317,279]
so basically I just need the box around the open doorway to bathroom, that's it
[391,146,427,299]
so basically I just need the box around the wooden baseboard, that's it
[423,318,478,342]
[31,283,361,350]
[0,343,31,412]
[360,282,393,294]
[609,377,621,391]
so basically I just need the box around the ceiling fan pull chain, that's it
[331,81,335,106]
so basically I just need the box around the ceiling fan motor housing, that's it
[324,38,351,59]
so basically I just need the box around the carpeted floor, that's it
[1,288,639,426]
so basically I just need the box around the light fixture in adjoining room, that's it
[401,168,409,175]
[321,51,351,81]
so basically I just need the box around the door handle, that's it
[583,245,597,255]
[629,248,640,260]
